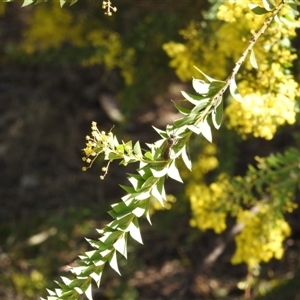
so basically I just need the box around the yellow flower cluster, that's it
[226,85,297,140]
[82,30,135,85]
[186,142,231,234]
[188,173,232,234]
[231,204,291,268]
[22,2,135,84]
[22,3,83,52]
[82,122,113,172]
[163,1,299,139]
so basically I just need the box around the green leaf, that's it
[201,118,212,142]
[99,231,120,246]
[151,183,165,206]
[167,160,183,183]
[212,99,223,130]
[181,145,192,171]
[134,141,142,157]
[207,80,226,96]
[61,277,72,286]
[60,0,66,7]
[188,124,202,135]
[109,250,121,275]
[248,4,269,15]
[132,202,146,217]
[262,0,273,11]
[191,99,209,114]
[150,166,168,178]
[119,184,135,194]
[174,113,198,127]
[128,217,143,244]
[172,101,191,115]
[22,0,34,7]
[141,176,157,189]
[250,49,258,69]
[113,233,128,258]
[84,284,93,300]
[181,91,207,105]
[229,78,244,103]
[145,199,152,225]
[90,271,103,287]
[128,174,143,191]
[192,78,210,95]
[135,190,150,200]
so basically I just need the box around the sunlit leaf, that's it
[128,217,143,244]
[192,78,210,95]
[167,160,183,183]
[84,284,93,300]
[262,0,273,11]
[135,190,150,200]
[150,166,168,178]
[61,277,72,286]
[181,91,207,105]
[109,250,121,275]
[188,124,202,135]
[172,101,191,115]
[229,78,244,103]
[181,145,192,171]
[212,99,223,130]
[207,80,226,96]
[250,49,258,69]
[201,118,212,142]
[114,233,127,258]
[22,0,34,6]
[248,4,268,15]
[151,184,164,206]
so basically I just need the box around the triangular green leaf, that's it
[60,0,66,7]
[188,124,202,135]
[167,160,183,183]
[135,190,150,200]
[109,250,121,275]
[181,91,207,105]
[134,141,142,157]
[61,276,72,286]
[201,118,212,142]
[128,217,143,244]
[150,166,168,178]
[192,78,210,95]
[172,101,191,115]
[229,78,244,103]
[84,284,93,300]
[262,0,273,11]
[212,99,223,130]
[90,271,103,287]
[250,49,258,69]
[181,145,192,171]
[22,0,34,6]
[248,4,268,15]
[151,184,164,206]
[114,233,128,258]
